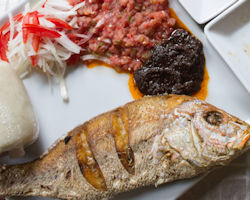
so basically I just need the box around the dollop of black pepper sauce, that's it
[134,29,205,96]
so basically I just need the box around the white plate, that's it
[1,0,250,200]
[205,0,250,94]
[179,0,238,24]
[0,0,26,19]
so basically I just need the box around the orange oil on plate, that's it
[86,61,125,74]
[85,9,209,101]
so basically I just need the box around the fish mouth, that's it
[232,131,250,150]
[224,120,250,151]
[242,132,250,149]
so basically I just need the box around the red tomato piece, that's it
[46,18,73,30]
[13,32,19,39]
[0,22,10,33]
[0,13,23,34]
[32,35,40,52]
[42,0,48,8]
[14,13,24,22]
[23,24,61,38]
[66,33,81,44]
[67,54,80,66]
[0,31,10,62]
[30,55,38,66]
[22,13,31,43]
[31,12,41,52]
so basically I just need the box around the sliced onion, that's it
[8,12,14,41]
[81,54,111,65]
[71,1,85,12]
[55,32,81,54]
[3,0,89,101]
[95,18,105,28]
[45,0,73,11]
[103,38,111,44]
[68,16,78,28]
[59,78,69,101]
[38,7,77,20]
[95,13,111,29]
[39,18,55,28]
[77,33,93,45]
[74,33,89,38]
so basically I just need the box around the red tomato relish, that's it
[68,0,176,71]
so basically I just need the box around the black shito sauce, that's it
[134,29,205,96]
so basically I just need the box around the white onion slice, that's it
[81,54,111,65]
[55,32,81,54]
[103,38,111,44]
[59,78,69,101]
[8,13,14,41]
[71,1,86,12]
[78,33,93,45]
[39,18,56,28]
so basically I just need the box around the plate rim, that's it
[204,0,250,94]
[179,0,238,24]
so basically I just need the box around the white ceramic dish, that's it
[179,0,238,24]
[205,0,250,94]
[1,0,250,200]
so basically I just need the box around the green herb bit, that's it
[92,52,100,57]
[142,52,150,59]
[131,48,137,57]
[97,41,104,49]
[91,21,97,26]
[115,40,122,45]
[106,51,112,57]
[128,15,134,23]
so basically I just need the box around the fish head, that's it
[165,98,250,167]
[191,101,250,152]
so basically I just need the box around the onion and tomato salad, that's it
[0,0,176,100]
[0,0,85,100]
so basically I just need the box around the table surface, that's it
[1,1,250,200]
[178,153,250,200]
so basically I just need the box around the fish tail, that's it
[0,161,44,197]
[0,140,67,198]
[0,135,84,199]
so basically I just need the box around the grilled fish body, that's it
[0,95,250,200]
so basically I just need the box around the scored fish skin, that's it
[0,95,249,200]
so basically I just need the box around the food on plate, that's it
[134,29,205,95]
[0,0,86,100]
[0,0,208,100]
[0,62,38,157]
[71,0,176,71]
[0,0,177,99]
[0,95,249,199]
[0,0,175,73]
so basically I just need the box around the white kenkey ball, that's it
[0,61,38,157]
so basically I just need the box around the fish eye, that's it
[204,111,223,126]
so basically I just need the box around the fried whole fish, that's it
[0,95,250,200]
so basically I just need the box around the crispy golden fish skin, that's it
[0,95,249,200]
